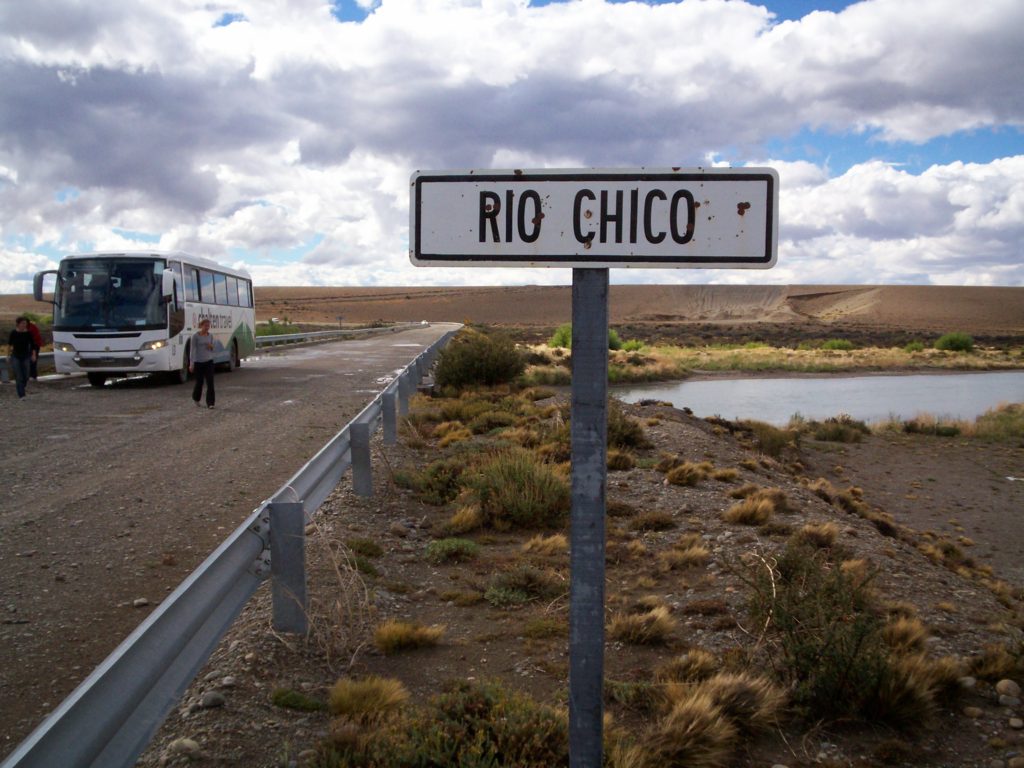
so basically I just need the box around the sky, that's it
[1,0,1022,293]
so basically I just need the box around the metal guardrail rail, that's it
[1,328,458,768]
[3,323,423,379]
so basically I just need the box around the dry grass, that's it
[654,649,721,684]
[608,606,677,645]
[883,617,930,656]
[722,497,774,526]
[327,675,409,722]
[522,533,569,556]
[640,689,738,768]
[690,672,787,733]
[793,521,840,549]
[666,461,712,487]
[373,620,445,655]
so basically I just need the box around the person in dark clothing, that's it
[27,320,43,380]
[189,318,216,408]
[8,316,39,399]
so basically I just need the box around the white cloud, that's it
[0,0,1022,293]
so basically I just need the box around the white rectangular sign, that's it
[410,167,777,269]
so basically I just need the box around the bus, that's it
[34,251,256,387]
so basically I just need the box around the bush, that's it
[622,339,644,352]
[324,680,568,767]
[328,676,409,721]
[467,448,570,530]
[821,338,855,351]
[748,541,890,720]
[934,332,974,352]
[903,340,925,353]
[424,537,480,564]
[608,399,651,449]
[546,323,626,351]
[435,328,524,390]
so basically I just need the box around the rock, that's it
[964,706,985,718]
[132,598,149,608]
[1010,718,1024,729]
[1000,695,1021,708]
[998,680,1023,698]
[221,675,237,687]
[200,691,226,709]
[167,737,202,757]
[1008,758,1024,768]
[960,676,978,690]
[390,522,410,537]
[297,748,319,766]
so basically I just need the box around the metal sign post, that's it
[410,167,778,767]
[568,267,609,767]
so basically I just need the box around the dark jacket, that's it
[8,329,38,359]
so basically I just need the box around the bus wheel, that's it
[169,353,189,384]
[87,373,107,388]
[227,340,240,372]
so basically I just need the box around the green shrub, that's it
[398,457,467,506]
[484,564,564,609]
[934,332,974,352]
[270,687,327,712]
[546,323,625,351]
[748,541,889,720]
[467,448,570,530]
[345,538,384,558]
[739,420,797,457]
[608,399,651,449]
[424,537,480,564]
[903,340,925,353]
[975,403,1024,440]
[256,319,301,336]
[821,338,855,351]
[622,339,644,352]
[811,414,870,443]
[435,328,525,390]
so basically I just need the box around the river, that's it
[615,370,1024,426]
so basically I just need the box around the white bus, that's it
[34,251,256,387]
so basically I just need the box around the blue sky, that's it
[1,0,1022,291]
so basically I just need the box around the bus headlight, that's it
[139,340,167,351]
[55,341,76,353]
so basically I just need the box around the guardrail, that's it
[1,328,458,768]
[2,323,423,381]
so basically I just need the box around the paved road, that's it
[0,323,458,758]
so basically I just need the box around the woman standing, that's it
[7,316,39,399]
[189,318,216,409]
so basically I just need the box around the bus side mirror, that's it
[162,271,176,306]
[34,271,57,303]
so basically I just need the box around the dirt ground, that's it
[2,284,1023,766]
[134,394,1024,768]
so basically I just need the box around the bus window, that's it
[239,279,252,307]
[214,273,228,305]
[226,276,239,306]
[199,270,214,303]
[185,268,200,302]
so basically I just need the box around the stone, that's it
[132,598,149,608]
[1010,718,1024,729]
[200,691,226,709]
[964,706,985,718]
[1008,758,1024,768]
[998,680,1023,698]
[167,737,202,757]
[1000,695,1021,708]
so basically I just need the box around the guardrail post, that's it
[397,372,411,416]
[382,391,397,445]
[270,501,308,635]
[351,422,373,497]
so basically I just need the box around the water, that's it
[615,371,1024,426]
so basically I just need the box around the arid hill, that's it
[5,285,1023,346]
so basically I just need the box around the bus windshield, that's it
[54,257,167,332]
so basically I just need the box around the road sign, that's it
[410,167,777,269]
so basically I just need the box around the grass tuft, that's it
[373,620,445,655]
[328,676,409,722]
[608,606,677,645]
